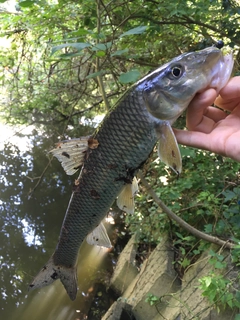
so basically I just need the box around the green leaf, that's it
[120,26,147,37]
[111,49,129,57]
[19,0,35,7]
[193,249,200,255]
[119,70,141,84]
[234,315,240,320]
[222,190,236,202]
[95,51,106,57]
[204,224,213,233]
[202,276,212,287]
[226,294,233,308]
[209,249,216,257]
[175,232,184,240]
[92,42,112,51]
[57,51,85,59]
[85,70,106,79]
[208,290,217,303]
[51,42,91,55]
[71,28,89,36]
[181,257,190,268]
[214,261,226,269]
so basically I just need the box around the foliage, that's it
[196,249,240,314]
[125,145,240,313]
[145,293,161,306]
[127,146,240,244]
[0,0,239,128]
[126,145,240,308]
[199,273,240,312]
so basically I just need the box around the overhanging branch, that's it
[138,171,235,250]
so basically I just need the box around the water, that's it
[0,125,124,320]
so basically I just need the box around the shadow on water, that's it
[0,125,128,320]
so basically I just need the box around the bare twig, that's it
[137,171,235,250]
[113,55,159,68]
[96,0,110,111]
[28,158,52,199]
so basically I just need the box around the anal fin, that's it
[86,222,112,248]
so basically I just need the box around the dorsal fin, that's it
[50,137,92,175]
[86,222,112,248]
[117,177,138,214]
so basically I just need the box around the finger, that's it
[216,76,240,111]
[186,88,217,131]
[204,106,227,122]
[215,96,240,112]
[174,129,210,150]
[174,128,240,162]
[218,76,240,100]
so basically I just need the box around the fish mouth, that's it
[201,48,234,93]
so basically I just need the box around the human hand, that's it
[174,76,240,161]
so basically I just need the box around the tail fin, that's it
[28,256,78,300]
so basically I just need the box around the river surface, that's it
[0,124,125,320]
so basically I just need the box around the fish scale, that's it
[53,86,158,267]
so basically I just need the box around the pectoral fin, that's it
[117,177,138,214]
[86,222,112,248]
[50,137,98,175]
[156,122,182,174]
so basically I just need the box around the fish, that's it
[28,47,233,300]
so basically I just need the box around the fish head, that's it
[142,47,234,122]
[140,47,233,174]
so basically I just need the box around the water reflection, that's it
[0,126,123,319]
[13,244,111,320]
[21,218,43,246]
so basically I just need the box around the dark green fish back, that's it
[53,86,157,267]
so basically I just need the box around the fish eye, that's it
[166,64,184,80]
[171,65,183,78]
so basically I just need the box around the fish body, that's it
[54,86,157,266]
[29,47,233,300]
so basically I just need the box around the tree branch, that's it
[137,171,235,250]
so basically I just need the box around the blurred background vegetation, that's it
[0,0,240,129]
[0,0,240,318]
